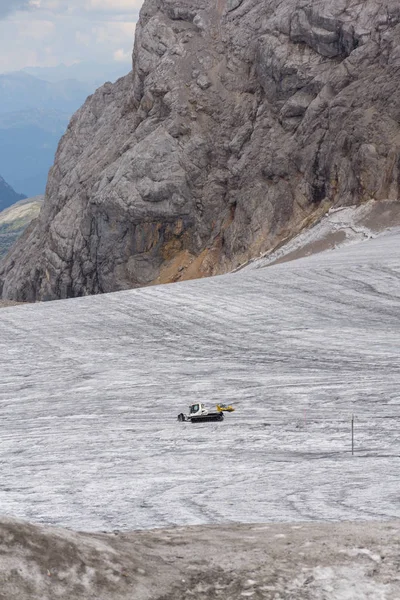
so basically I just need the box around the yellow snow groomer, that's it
[216,403,235,412]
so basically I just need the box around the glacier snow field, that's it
[1,231,400,531]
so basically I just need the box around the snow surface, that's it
[244,203,379,269]
[1,230,400,531]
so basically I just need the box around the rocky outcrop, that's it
[1,0,400,301]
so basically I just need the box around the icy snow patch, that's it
[245,199,400,270]
[306,565,389,599]
[1,230,400,530]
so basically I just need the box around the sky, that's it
[0,0,143,73]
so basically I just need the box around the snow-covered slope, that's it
[1,230,400,531]
[244,198,400,270]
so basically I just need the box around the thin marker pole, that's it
[351,414,354,456]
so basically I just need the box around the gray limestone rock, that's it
[2,0,400,301]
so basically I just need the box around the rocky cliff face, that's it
[1,0,400,301]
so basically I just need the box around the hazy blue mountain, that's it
[0,109,70,196]
[0,71,94,115]
[23,61,130,86]
[0,63,130,197]
[0,109,69,132]
[0,71,93,195]
[0,175,26,212]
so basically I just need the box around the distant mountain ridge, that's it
[0,71,93,115]
[0,65,131,197]
[0,176,26,212]
[0,109,70,197]
[22,61,131,86]
[0,71,93,197]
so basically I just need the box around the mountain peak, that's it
[0,176,26,212]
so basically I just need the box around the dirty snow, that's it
[1,518,399,600]
[1,229,400,531]
[244,199,400,269]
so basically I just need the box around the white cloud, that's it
[113,48,131,62]
[92,21,135,43]
[86,0,143,12]
[0,0,141,71]
[21,0,143,19]
[75,30,91,47]
[0,0,32,18]
[24,19,55,39]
